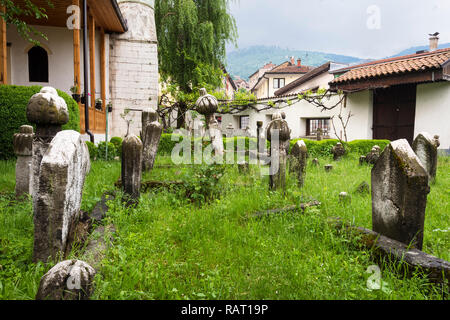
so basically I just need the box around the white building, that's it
[220,39,450,150]
[2,0,159,141]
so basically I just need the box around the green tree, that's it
[0,0,53,44]
[155,0,237,128]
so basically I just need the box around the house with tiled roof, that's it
[251,58,315,99]
[220,35,449,149]
[329,36,450,147]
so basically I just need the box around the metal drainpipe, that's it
[83,0,94,143]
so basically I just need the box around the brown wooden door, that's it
[373,84,416,145]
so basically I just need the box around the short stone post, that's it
[371,139,430,250]
[312,158,319,166]
[33,130,90,263]
[412,133,440,182]
[316,128,323,141]
[27,87,69,203]
[267,113,290,191]
[256,121,265,155]
[359,155,367,165]
[324,164,333,172]
[332,142,345,161]
[365,145,381,164]
[122,135,143,205]
[289,140,308,187]
[13,125,34,197]
[141,108,163,172]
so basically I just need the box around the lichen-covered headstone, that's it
[122,135,143,205]
[365,145,381,165]
[332,142,345,161]
[289,140,308,187]
[27,87,69,203]
[33,130,90,263]
[412,133,440,182]
[371,139,430,250]
[267,113,290,190]
[141,108,162,172]
[36,260,95,300]
[13,125,34,197]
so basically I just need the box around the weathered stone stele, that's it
[141,108,162,171]
[36,260,96,300]
[267,113,290,191]
[412,132,439,182]
[122,135,143,204]
[13,125,34,197]
[196,88,224,158]
[332,142,345,161]
[27,87,69,203]
[33,130,90,263]
[289,140,308,187]
[365,145,381,165]
[371,139,430,250]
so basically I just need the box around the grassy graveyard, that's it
[0,154,448,300]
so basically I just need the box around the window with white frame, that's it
[273,78,285,89]
[240,115,250,129]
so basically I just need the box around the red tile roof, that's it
[331,48,450,84]
[267,64,315,74]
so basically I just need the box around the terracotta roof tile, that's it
[331,48,450,84]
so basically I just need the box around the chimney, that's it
[297,59,301,66]
[429,33,439,51]
[290,56,295,65]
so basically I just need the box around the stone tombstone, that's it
[332,142,345,161]
[36,260,96,300]
[356,181,370,194]
[225,123,234,137]
[339,192,351,203]
[33,130,90,263]
[289,140,308,187]
[256,121,266,155]
[196,88,223,158]
[365,145,381,165]
[13,125,34,197]
[122,135,143,204]
[266,113,290,190]
[324,164,333,172]
[316,128,323,141]
[238,161,249,173]
[371,139,430,250]
[141,108,163,172]
[280,112,291,153]
[359,155,367,165]
[312,158,319,166]
[412,133,440,182]
[27,87,69,203]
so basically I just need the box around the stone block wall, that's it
[109,1,159,138]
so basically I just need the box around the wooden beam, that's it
[100,28,106,108]
[0,6,7,85]
[89,12,96,130]
[72,0,82,131]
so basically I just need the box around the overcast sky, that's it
[227,0,450,59]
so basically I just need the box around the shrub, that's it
[0,85,80,160]
[85,141,98,160]
[347,139,390,155]
[110,137,123,157]
[97,142,117,161]
[158,133,184,155]
[183,164,226,205]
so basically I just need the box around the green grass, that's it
[0,155,448,300]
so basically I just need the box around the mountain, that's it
[225,45,364,80]
[390,42,450,57]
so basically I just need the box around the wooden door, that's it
[373,84,416,145]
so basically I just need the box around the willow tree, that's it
[155,0,237,128]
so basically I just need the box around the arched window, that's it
[28,46,49,83]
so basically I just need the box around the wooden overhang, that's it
[443,59,450,81]
[10,0,127,33]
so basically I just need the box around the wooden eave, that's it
[11,0,127,33]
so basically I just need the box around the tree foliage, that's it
[155,0,238,127]
[0,0,53,45]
